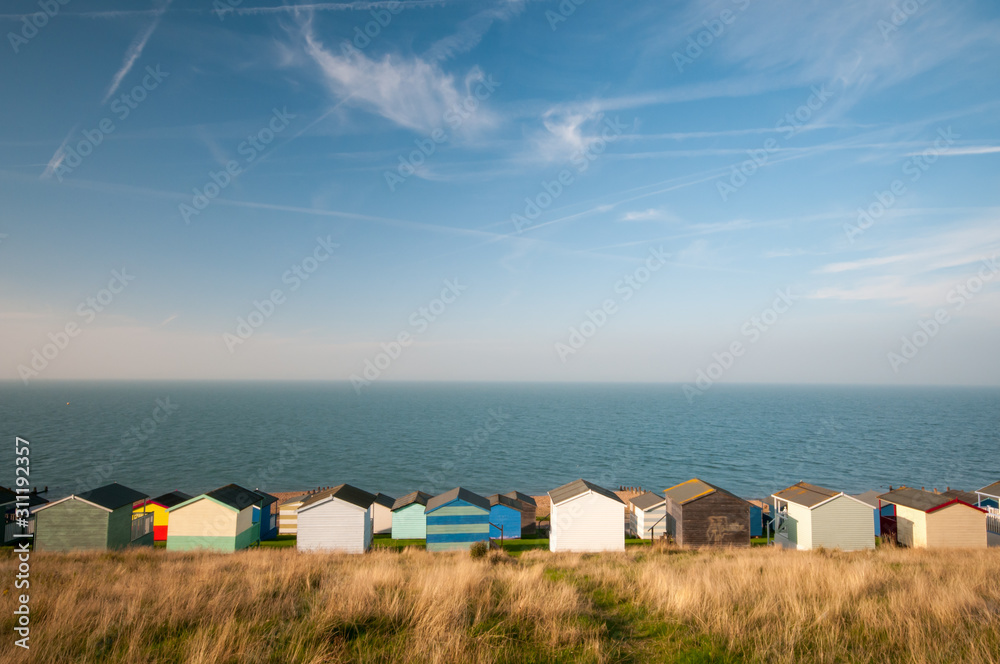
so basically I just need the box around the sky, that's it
[1,0,999,387]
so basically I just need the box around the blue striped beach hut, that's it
[425,487,490,552]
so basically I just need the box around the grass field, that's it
[2,545,998,664]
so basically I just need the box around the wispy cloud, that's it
[930,145,1000,156]
[618,208,682,223]
[102,1,172,104]
[39,125,78,179]
[423,0,525,62]
[300,13,497,135]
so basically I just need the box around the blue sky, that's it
[1,0,999,386]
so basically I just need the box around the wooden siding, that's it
[520,503,537,535]
[489,504,521,539]
[107,506,134,549]
[749,504,763,537]
[924,504,987,549]
[297,498,370,553]
[426,500,489,552]
[278,502,301,535]
[35,499,109,552]
[550,491,624,553]
[811,495,875,551]
[669,491,749,548]
[373,503,393,535]
[894,504,926,548]
[391,503,427,539]
[635,505,666,540]
[169,498,237,538]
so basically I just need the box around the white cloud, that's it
[300,16,497,135]
[618,208,682,223]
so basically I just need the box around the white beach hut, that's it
[771,482,874,551]
[628,491,667,539]
[296,484,376,554]
[548,479,625,553]
[372,493,395,535]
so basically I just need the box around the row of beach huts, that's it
[3,478,999,553]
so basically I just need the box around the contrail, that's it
[101,0,172,105]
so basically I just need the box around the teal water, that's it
[1,382,996,500]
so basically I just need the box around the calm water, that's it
[1,382,996,501]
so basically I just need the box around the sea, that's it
[1,382,997,501]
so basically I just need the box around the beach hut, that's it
[851,490,897,538]
[372,493,395,535]
[504,491,537,535]
[771,482,874,551]
[747,500,764,538]
[487,493,525,540]
[978,482,1000,545]
[748,499,772,538]
[548,479,625,553]
[976,481,1000,509]
[167,484,263,552]
[2,490,49,544]
[391,491,432,539]
[425,487,490,552]
[628,492,667,540]
[296,484,376,553]
[278,494,307,535]
[252,490,279,541]
[34,483,152,552]
[878,487,986,549]
[663,479,749,547]
[134,491,191,541]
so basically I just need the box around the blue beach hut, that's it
[487,494,523,540]
[252,489,279,541]
[749,502,763,538]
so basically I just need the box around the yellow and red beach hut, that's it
[134,491,191,541]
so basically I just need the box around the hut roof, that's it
[426,487,490,513]
[373,493,396,509]
[0,488,46,509]
[392,490,433,510]
[487,493,523,510]
[850,490,882,509]
[548,479,624,506]
[664,479,741,506]
[277,493,308,506]
[299,484,376,510]
[205,484,265,511]
[148,491,192,509]
[252,490,279,506]
[503,491,537,506]
[978,481,1000,498]
[772,482,840,508]
[940,489,978,505]
[629,491,666,511]
[77,483,148,511]
[879,487,982,513]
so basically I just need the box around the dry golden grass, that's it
[2,545,999,664]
